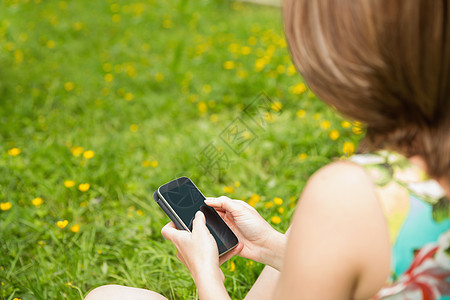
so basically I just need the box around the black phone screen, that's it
[158,177,238,255]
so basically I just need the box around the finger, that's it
[192,210,207,233]
[161,222,180,241]
[204,196,240,213]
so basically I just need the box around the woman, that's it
[85,0,450,299]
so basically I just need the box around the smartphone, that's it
[154,176,239,256]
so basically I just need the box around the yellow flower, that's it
[223,61,235,70]
[254,59,265,72]
[71,146,84,157]
[228,261,236,272]
[151,160,158,168]
[136,210,145,216]
[329,129,340,140]
[343,142,355,156]
[80,201,88,208]
[273,197,283,205]
[8,147,21,156]
[202,84,211,94]
[271,216,281,224]
[291,83,307,95]
[83,150,95,159]
[241,46,251,55]
[234,181,240,188]
[124,92,134,101]
[64,82,74,91]
[112,14,121,23]
[142,160,151,167]
[271,101,282,112]
[0,202,12,211]
[264,202,274,208]
[104,73,114,82]
[320,120,331,130]
[209,114,219,123]
[32,197,43,207]
[13,298,21,300]
[341,121,351,128]
[287,64,297,75]
[248,194,260,207]
[278,207,284,214]
[78,183,90,192]
[72,22,83,31]
[352,122,364,135]
[313,113,321,120]
[129,124,139,132]
[296,109,306,118]
[64,180,75,188]
[70,224,80,233]
[228,43,239,53]
[298,153,308,160]
[197,101,207,114]
[155,72,164,82]
[46,40,55,49]
[276,65,286,74]
[223,186,235,194]
[56,220,68,229]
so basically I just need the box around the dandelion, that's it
[341,121,351,128]
[224,186,235,194]
[32,197,43,207]
[320,120,331,130]
[83,150,95,159]
[271,102,282,112]
[104,73,114,82]
[46,40,55,49]
[296,109,306,118]
[136,210,145,216]
[78,183,90,192]
[197,101,207,114]
[271,216,281,224]
[97,249,102,254]
[8,147,21,156]
[129,124,138,132]
[72,22,83,31]
[56,220,68,229]
[209,114,219,123]
[313,113,321,120]
[80,201,88,208]
[112,14,121,23]
[155,72,164,82]
[254,59,265,72]
[291,83,307,95]
[287,65,297,75]
[142,160,151,167]
[229,261,236,272]
[228,43,239,53]
[223,61,235,70]
[298,153,308,160]
[70,224,80,233]
[329,129,340,140]
[273,197,283,205]
[264,112,275,122]
[202,84,211,94]
[248,194,260,207]
[264,202,274,208]
[162,18,173,29]
[278,207,284,214]
[64,82,75,92]
[64,180,75,188]
[241,46,251,55]
[352,121,364,134]
[234,181,240,188]
[343,142,355,156]
[71,146,84,156]
[124,92,134,101]
[151,160,158,168]
[0,202,12,211]
[237,69,248,79]
[248,36,257,45]
[14,50,23,64]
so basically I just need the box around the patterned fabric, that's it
[349,151,450,300]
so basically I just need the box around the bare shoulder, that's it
[274,161,391,299]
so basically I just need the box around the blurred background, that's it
[0,0,362,298]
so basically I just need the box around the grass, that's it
[0,0,363,299]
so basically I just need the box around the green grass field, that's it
[0,0,363,299]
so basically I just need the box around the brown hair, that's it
[283,0,450,182]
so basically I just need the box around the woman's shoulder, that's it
[279,159,391,299]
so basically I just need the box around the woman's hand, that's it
[205,196,287,271]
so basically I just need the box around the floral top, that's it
[349,151,450,300]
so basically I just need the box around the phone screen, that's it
[158,177,238,255]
